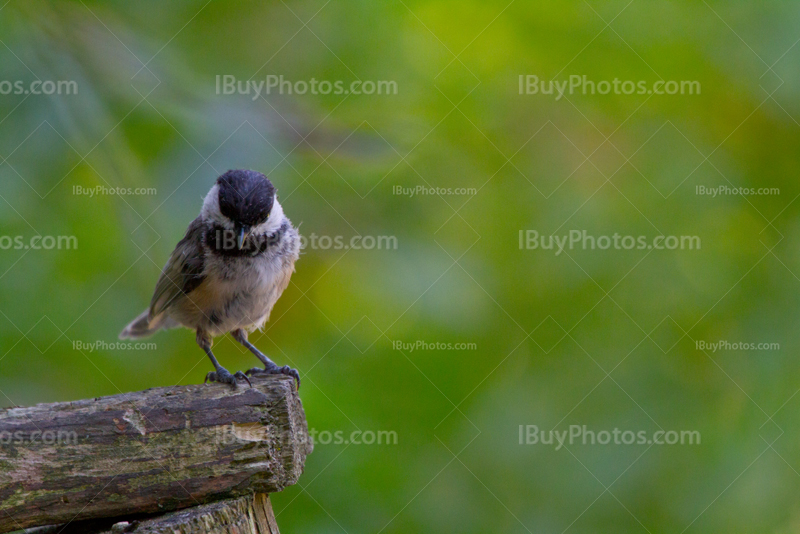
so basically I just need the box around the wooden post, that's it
[0,376,311,533]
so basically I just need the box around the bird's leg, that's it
[233,329,300,389]
[198,330,251,387]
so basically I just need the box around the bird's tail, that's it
[120,310,161,339]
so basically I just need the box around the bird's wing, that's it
[148,217,207,320]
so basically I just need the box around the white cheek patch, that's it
[201,183,234,230]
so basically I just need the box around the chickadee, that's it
[120,169,301,388]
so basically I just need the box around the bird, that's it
[120,169,301,388]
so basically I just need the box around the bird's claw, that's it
[204,368,251,388]
[246,364,301,389]
[234,370,252,387]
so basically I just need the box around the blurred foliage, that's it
[2,0,800,532]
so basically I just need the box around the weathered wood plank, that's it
[117,493,281,534]
[0,377,311,533]
[14,494,280,534]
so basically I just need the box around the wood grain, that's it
[0,377,311,533]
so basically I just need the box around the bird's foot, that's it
[246,364,301,389]
[204,367,251,387]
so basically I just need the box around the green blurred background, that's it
[1,0,799,531]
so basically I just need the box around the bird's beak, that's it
[236,226,251,250]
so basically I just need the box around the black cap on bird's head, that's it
[216,169,276,249]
